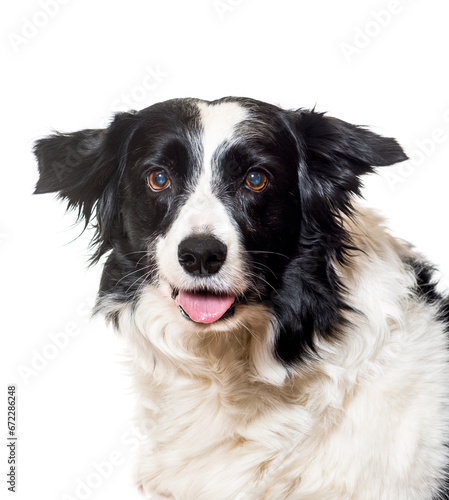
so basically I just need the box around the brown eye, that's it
[147,170,171,191]
[245,171,268,192]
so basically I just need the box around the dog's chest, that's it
[135,356,449,500]
[134,373,397,499]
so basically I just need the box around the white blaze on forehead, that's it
[196,100,248,182]
[154,101,249,295]
[176,100,248,230]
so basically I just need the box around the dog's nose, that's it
[178,236,227,276]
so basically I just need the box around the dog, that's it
[34,97,449,499]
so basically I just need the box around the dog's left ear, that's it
[34,112,139,261]
[272,110,407,368]
[294,110,408,213]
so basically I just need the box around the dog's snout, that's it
[178,236,227,276]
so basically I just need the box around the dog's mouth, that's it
[170,287,237,324]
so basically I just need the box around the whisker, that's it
[238,321,259,342]
[116,265,151,286]
[244,270,278,296]
[250,261,279,281]
[243,250,289,259]
[136,269,159,295]
[126,266,157,295]
[122,249,158,259]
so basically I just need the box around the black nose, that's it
[178,236,227,276]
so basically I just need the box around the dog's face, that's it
[120,99,304,329]
[34,97,406,367]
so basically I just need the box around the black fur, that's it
[433,479,449,500]
[34,113,141,262]
[272,107,407,363]
[406,258,449,330]
[33,97,407,365]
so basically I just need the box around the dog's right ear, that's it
[34,127,109,213]
[34,112,139,261]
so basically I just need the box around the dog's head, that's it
[34,97,406,378]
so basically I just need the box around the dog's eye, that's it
[245,171,268,192]
[147,170,171,191]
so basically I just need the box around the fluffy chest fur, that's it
[109,212,449,499]
[34,97,449,499]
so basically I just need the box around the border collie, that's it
[34,97,449,499]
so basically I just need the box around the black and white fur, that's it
[34,97,449,499]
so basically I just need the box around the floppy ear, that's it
[296,111,407,213]
[34,112,139,261]
[273,110,408,366]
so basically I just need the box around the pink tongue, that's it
[175,291,235,324]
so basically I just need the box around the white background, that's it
[2,1,449,499]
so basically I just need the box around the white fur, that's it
[100,206,449,499]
